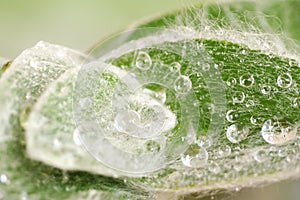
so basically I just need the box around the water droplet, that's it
[196,135,212,148]
[240,74,255,88]
[262,116,298,145]
[202,63,210,71]
[169,62,181,72]
[277,73,293,88]
[0,174,8,184]
[245,100,255,107]
[253,149,268,163]
[260,84,271,95]
[226,110,239,122]
[135,51,152,70]
[232,91,245,103]
[226,124,249,143]
[226,77,237,87]
[181,145,208,168]
[218,145,231,157]
[146,140,161,153]
[174,75,192,94]
[208,162,221,174]
[250,116,264,126]
[292,98,300,108]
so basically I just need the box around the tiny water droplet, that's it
[277,73,293,88]
[253,149,268,163]
[250,115,264,126]
[240,74,255,88]
[232,91,245,103]
[226,77,237,87]
[262,116,298,145]
[226,110,239,122]
[181,145,208,168]
[168,62,181,73]
[197,135,212,148]
[208,162,221,174]
[260,84,271,95]
[292,98,300,108]
[218,145,231,157]
[226,124,249,143]
[174,75,192,94]
[202,63,210,71]
[245,100,255,107]
[135,51,152,70]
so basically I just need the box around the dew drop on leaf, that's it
[174,75,192,94]
[239,74,255,88]
[181,144,208,168]
[277,72,293,88]
[226,124,249,143]
[135,51,152,70]
[261,116,298,145]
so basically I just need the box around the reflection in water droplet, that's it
[226,124,249,143]
[181,145,208,168]
[114,110,141,134]
[174,75,192,94]
[135,51,152,70]
[232,91,245,103]
[277,73,293,88]
[226,110,239,122]
[240,74,255,88]
[261,116,298,145]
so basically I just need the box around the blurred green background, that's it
[0,0,198,59]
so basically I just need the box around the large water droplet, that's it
[174,75,192,94]
[277,73,293,88]
[240,74,255,88]
[261,116,298,145]
[181,144,208,168]
[135,51,152,70]
[226,124,249,143]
